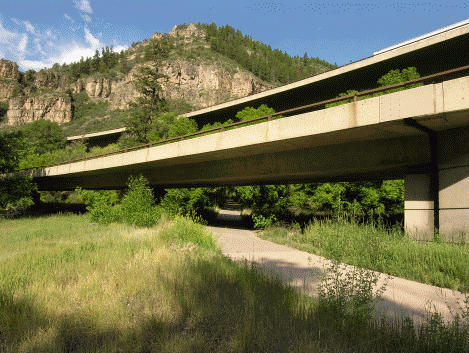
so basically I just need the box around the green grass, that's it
[1,213,468,352]
[260,219,469,293]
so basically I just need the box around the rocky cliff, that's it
[0,59,19,80]
[0,59,21,101]
[7,95,72,125]
[1,23,273,128]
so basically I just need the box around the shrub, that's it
[0,177,36,217]
[75,188,120,225]
[316,259,390,327]
[121,175,161,227]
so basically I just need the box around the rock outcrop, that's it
[168,23,205,42]
[0,81,20,101]
[7,94,72,125]
[0,59,20,100]
[157,59,268,108]
[34,70,71,91]
[0,59,19,81]
[70,77,112,97]
[107,59,270,111]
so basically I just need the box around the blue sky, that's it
[0,0,467,72]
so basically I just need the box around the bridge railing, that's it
[22,65,469,172]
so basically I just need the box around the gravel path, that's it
[209,209,468,329]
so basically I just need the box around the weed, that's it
[317,258,390,328]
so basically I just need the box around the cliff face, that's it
[0,59,19,80]
[160,60,266,108]
[107,59,269,111]
[0,59,21,101]
[1,23,273,128]
[7,94,72,125]
[71,77,113,97]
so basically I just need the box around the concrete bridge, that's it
[6,20,469,242]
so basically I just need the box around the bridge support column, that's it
[437,126,469,243]
[405,126,469,242]
[404,174,435,240]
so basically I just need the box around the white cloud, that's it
[0,22,18,42]
[74,0,93,14]
[64,14,74,22]
[11,18,21,25]
[18,59,50,71]
[52,45,96,65]
[113,45,128,53]
[18,33,28,54]
[81,14,92,23]
[45,29,56,40]
[35,38,47,56]
[23,20,35,34]
[84,27,100,48]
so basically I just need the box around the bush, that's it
[121,175,161,227]
[0,177,36,217]
[75,188,120,225]
[160,215,218,250]
[317,259,390,327]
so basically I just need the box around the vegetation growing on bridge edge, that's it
[325,67,423,108]
[1,209,469,352]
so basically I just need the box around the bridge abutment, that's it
[405,126,469,242]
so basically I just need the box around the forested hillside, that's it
[201,23,337,85]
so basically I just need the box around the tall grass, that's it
[1,213,468,352]
[260,218,469,293]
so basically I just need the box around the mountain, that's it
[0,23,336,136]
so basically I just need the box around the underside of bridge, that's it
[30,122,469,243]
[9,23,469,242]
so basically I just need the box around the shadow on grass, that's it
[9,202,88,220]
[2,252,468,352]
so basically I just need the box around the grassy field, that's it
[259,219,469,293]
[1,213,468,352]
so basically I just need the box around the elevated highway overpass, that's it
[6,20,469,242]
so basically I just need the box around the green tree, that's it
[167,116,198,138]
[21,119,66,155]
[121,175,161,227]
[0,132,36,215]
[122,37,172,146]
[0,131,23,173]
[143,36,172,62]
[121,66,169,145]
[124,41,170,144]
[235,104,276,121]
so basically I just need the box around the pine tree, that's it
[121,37,173,146]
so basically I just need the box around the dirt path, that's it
[208,209,468,329]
